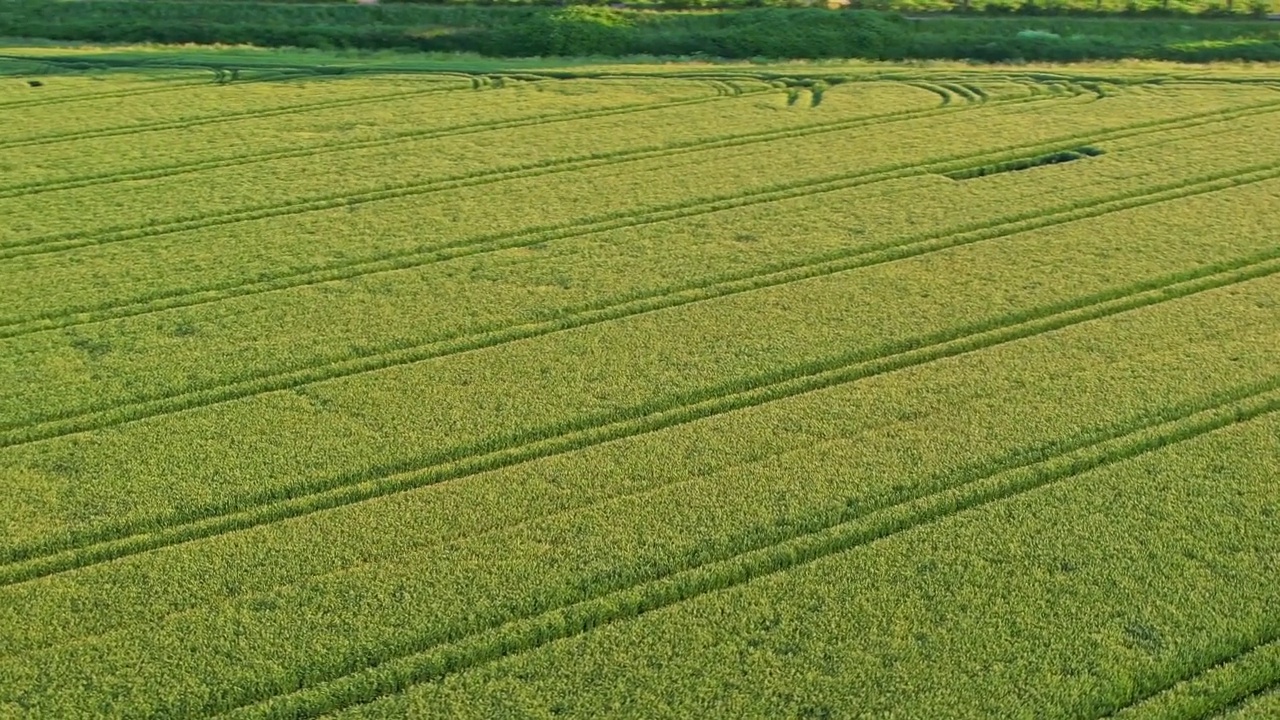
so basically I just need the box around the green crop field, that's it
[1,49,1279,718]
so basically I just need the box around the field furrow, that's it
[3,225,1278,582]
[218,393,1280,720]
[1111,638,1280,719]
[3,152,1278,447]
[2,273,1277,717]
[0,76,769,200]
[321,409,1279,720]
[0,74,477,149]
[0,80,1003,252]
[2,93,1274,339]
[2,66,1277,718]
[4,79,1266,255]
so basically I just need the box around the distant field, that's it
[1,53,1279,718]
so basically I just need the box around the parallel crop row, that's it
[218,390,1280,720]
[2,93,1270,338]
[1111,638,1280,719]
[0,76,1199,253]
[3,253,1277,715]
[0,74,744,202]
[0,80,986,254]
[3,243,1278,585]
[0,76,759,199]
[0,264,1268,661]
[3,71,1278,719]
[0,75,476,151]
[2,158,1277,448]
[306,408,1280,720]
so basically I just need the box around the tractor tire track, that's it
[1210,680,1280,719]
[2,251,1277,588]
[0,75,233,110]
[0,158,1274,447]
[0,77,993,233]
[0,80,480,151]
[206,384,1280,719]
[1,93,1269,340]
[1106,637,1280,719]
[2,91,1269,264]
[0,78,763,199]
[17,368,1274,664]
[0,62,324,111]
[0,157,1275,453]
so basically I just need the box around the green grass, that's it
[5,2,1280,62]
[0,51,1278,718]
[1218,686,1280,719]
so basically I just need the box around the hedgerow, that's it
[3,1,1280,62]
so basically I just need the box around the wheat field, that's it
[1,52,1278,718]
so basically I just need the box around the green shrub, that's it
[542,6,638,55]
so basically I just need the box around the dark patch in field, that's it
[68,335,111,359]
[1123,621,1165,655]
[44,454,83,480]
[797,704,834,720]
[945,146,1104,181]
[294,386,340,413]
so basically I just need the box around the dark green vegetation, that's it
[1,51,1279,717]
[943,144,1104,178]
[4,1,1280,62]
